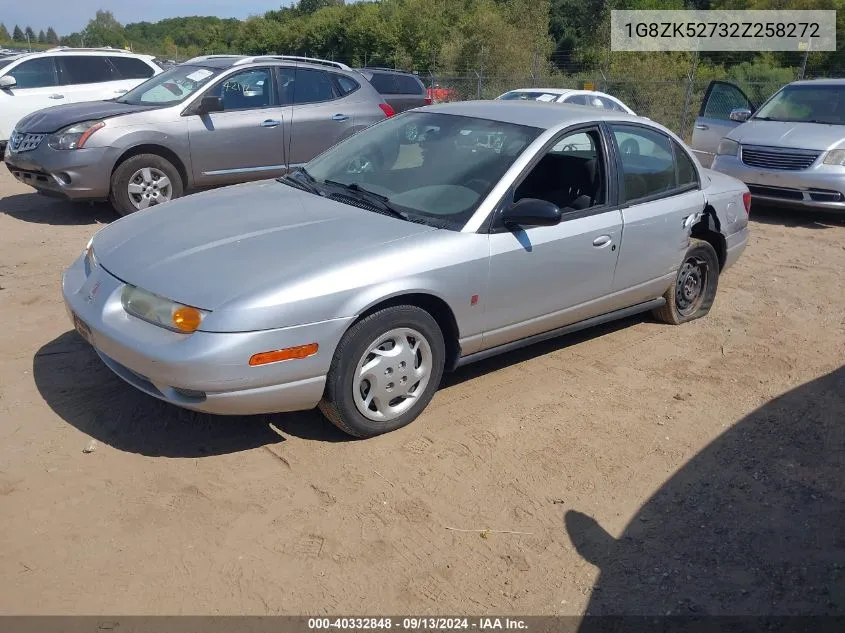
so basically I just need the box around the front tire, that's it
[109,153,183,217]
[653,238,720,325]
[319,306,446,438]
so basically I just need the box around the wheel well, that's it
[112,144,188,189]
[356,293,461,372]
[692,205,727,270]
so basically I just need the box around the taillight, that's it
[742,191,751,215]
[379,103,395,118]
[424,96,433,106]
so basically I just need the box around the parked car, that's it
[4,54,394,216]
[692,78,845,212]
[356,67,430,113]
[62,101,750,438]
[496,88,636,114]
[0,47,163,147]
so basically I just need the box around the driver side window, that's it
[512,127,606,213]
[207,68,274,111]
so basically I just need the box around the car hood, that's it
[93,180,436,311]
[728,119,845,151]
[14,100,159,134]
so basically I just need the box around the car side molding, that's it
[454,298,666,368]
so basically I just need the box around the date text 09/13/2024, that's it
[307,618,528,630]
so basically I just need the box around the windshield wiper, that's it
[323,180,409,221]
[277,169,322,195]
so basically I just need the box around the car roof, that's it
[502,88,575,96]
[789,78,845,86]
[183,54,353,73]
[424,100,646,130]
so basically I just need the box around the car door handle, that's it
[332,113,349,121]
[260,119,281,127]
[694,124,708,130]
[48,94,65,100]
[592,235,612,247]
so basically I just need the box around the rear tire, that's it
[319,306,445,438]
[109,153,183,217]
[653,238,720,325]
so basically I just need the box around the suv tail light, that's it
[742,191,751,215]
[378,103,395,118]
[424,96,433,106]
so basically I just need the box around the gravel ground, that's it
[0,168,843,615]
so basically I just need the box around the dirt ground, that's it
[0,167,843,616]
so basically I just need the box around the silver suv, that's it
[4,55,395,215]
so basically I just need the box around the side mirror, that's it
[197,95,223,114]
[502,198,562,228]
[729,108,752,122]
[0,76,16,89]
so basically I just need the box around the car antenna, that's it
[284,59,298,174]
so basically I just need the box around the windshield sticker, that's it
[186,69,213,82]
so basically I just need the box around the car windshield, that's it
[498,91,560,102]
[116,64,221,106]
[754,84,845,125]
[302,112,542,231]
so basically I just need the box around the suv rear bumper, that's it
[4,143,112,201]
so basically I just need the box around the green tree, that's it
[298,0,344,15]
[37,29,46,44]
[46,27,59,45]
[25,26,35,41]
[83,10,127,48]
[0,24,10,41]
[12,25,24,41]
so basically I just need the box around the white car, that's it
[0,47,163,145]
[496,88,636,115]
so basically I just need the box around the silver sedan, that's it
[62,101,750,437]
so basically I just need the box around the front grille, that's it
[741,145,820,170]
[808,189,844,202]
[9,131,45,153]
[747,185,803,200]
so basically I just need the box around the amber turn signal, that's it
[172,306,204,333]
[249,343,319,366]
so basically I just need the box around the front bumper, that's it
[711,154,845,212]
[4,142,114,201]
[62,253,353,415]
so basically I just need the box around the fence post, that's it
[798,42,810,80]
[476,46,486,99]
[679,49,700,140]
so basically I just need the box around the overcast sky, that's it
[2,0,296,35]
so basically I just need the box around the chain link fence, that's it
[421,50,845,142]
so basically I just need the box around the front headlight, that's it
[121,285,209,334]
[823,149,845,166]
[716,138,740,157]
[47,120,105,150]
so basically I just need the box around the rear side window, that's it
[611,124,677,203]
[109,56,155,80]
[395,74,423,95]
[279,68,337,104]
[59,56,115,85]
[3,57,58,88]
[334,74,360,96]
[368,73,397,94]
[674,141,699,188]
